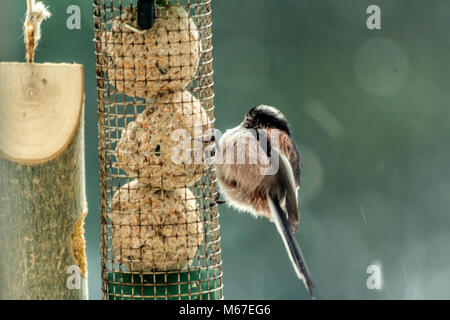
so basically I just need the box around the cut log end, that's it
[0,62,84,164]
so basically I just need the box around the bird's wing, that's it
[272,128,301,189]
[272,147,299,234]
[268,194,314,297]
[250,129,299,233]
[290,141,301,189]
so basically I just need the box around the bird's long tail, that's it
[268,195,315,298]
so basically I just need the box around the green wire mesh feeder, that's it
[93,0,223,300]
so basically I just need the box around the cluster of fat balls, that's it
[104,5,209,272]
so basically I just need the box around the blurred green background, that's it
[1,0,450,299]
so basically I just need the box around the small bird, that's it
[207,105,314,297]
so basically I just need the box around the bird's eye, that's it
[155,145,161,157]
[210,149,215,157]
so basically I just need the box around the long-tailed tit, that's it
[207,105,314,297]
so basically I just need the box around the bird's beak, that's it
[203,144,217,165]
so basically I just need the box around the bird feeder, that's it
[93,0,223,300]
[0,1,88,299]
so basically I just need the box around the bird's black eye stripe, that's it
[244,106,291,136]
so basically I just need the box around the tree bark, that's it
[0,114,88,299]
[0,63,88,300]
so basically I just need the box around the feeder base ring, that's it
[107,268,221,300]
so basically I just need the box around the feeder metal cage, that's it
[93,0,223,300]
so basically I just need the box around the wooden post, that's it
[0,63,88,300]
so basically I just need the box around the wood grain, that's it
[0,63,83,165]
